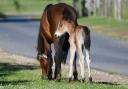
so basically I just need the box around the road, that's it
[0,20,128,75]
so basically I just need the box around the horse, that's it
[54,19,92,82]
[37,3,78,81]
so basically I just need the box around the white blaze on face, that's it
[54,31,63,37]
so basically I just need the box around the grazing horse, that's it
[54,19,92,82]
[37,3,78,81]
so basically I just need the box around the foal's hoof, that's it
[89,77,92,83]
[73,71,78,81]
[55,74,61,82]
[68,78,72,83]
[55,78,61,82]
[73,76,78,81]
[81,78,85,83]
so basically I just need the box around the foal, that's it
[54,20,92,82]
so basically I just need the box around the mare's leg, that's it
[47,45,53,80]
[53,44,62,82]
[37,33,49,80]
[39,57,48,80]
[73,52,78,80]
[54,53,61,81]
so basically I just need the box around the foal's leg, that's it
[73,52,78,80]
[84,31,92,82]
[77,43,85,82]
[68,41,76,82]
[85,47,92,82]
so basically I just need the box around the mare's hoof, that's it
[48,75,53,80]
[42,75,48,80]
[68,78,72,83]
[89,77,92,83]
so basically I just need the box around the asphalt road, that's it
[0,20,128,75]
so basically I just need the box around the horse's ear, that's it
[63,8,73,22]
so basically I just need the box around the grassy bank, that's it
[0,52,128,89]
[0,0,72,16]
[0,64,127,89]
[79,17,128,41]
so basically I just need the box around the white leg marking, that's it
[86,49,91,78]
[51,43,55,66]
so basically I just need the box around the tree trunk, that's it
[107,0,113,17]
[73,0,79,16]
[81,0,87,16]
[114,0,122,20]
[93,0,97,16]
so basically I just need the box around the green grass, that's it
[0,62,127,89]
[78,17,128,41]
[0,0,72,16]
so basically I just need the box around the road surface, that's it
[0,20,128,75]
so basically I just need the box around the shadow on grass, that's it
[60,77,120,85]
[0,63,38,86]
[92,81,120,85]
[0,12,6,18]
[0,80,31,86]
[0,63,39,77]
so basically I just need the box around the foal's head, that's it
[54,19,75,38]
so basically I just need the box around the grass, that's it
[0,0,72,16]
[78,17,128,41]
[0,63,128,89]
[0,54,128,89]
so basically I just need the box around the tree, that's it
[73,0,79,16]
[81,0,88,16]
[81,0,93,16]
[114,0,122,20]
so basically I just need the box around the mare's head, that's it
[54,19,75,38]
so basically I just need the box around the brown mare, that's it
[37,3,78,81]
[54,19,92,82]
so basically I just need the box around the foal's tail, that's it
[83,26,91,50]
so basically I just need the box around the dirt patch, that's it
[0,51,128,85]
[0,51,39,66]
